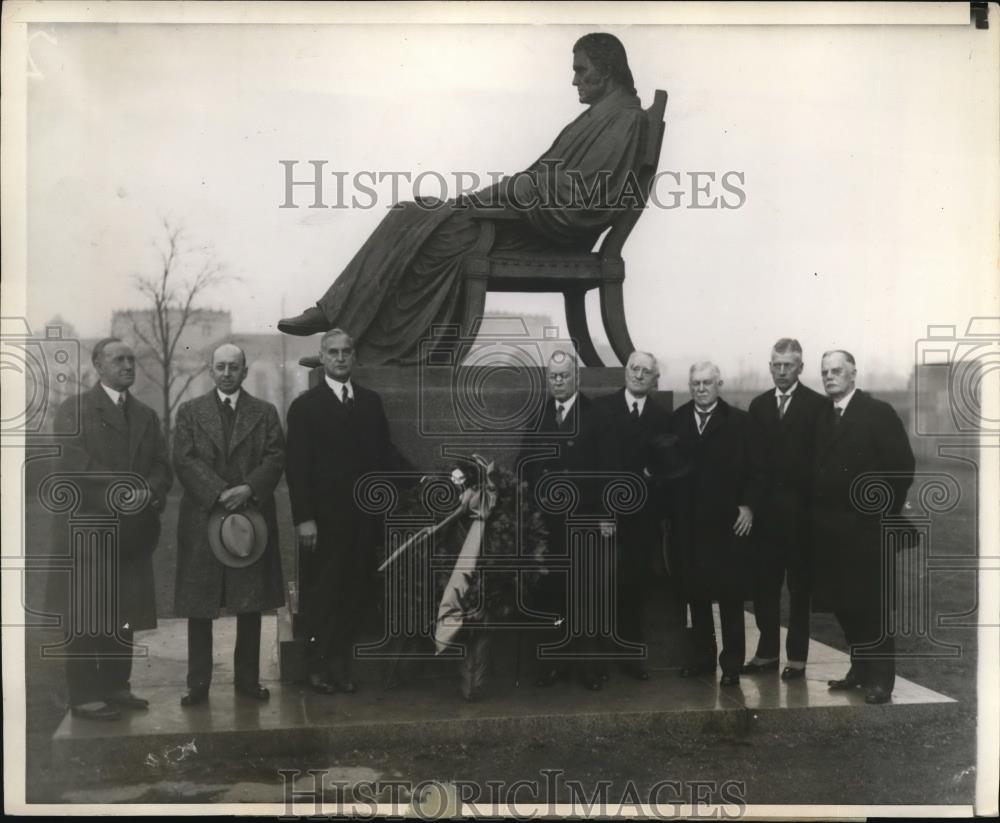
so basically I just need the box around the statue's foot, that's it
[278,307,330,336]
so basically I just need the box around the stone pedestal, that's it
[279,364,673,683]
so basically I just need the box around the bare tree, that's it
[123,219,229,444]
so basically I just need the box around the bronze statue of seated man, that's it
[279,33,647,366]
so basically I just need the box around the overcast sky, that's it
[25,18,999,390]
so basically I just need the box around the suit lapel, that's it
[127,400,152,464]
[818,392,862,454]
[678,401,699,439]
[830,391,862,446]
[321,379,352,419]
[193,392,227,453]
[699,401,726,440]
[92,385,128,436]
[229,392,262,453]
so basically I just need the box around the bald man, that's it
[173,343,286,707]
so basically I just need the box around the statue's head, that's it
[572,33,636,103]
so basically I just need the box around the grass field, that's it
[17,446,985,807]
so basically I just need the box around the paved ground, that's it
[16,457,986,812]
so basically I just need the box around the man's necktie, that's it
[555,403,565,426]
[221,396,236,445]
[342,385,353,410]
[696,409,711,434]
[777,393,789,420]
[833,405,843,426]
[631,401,640,420]
[117,391,130,427]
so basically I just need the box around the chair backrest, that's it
[598,89,668,261]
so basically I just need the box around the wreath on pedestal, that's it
[377,456,549,699]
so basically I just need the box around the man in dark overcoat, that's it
[667,362,765,686]
[49,338,172,721]
[812,350,914,704]
[285,328,411,694]
[594,350,673,681]
[523,350,619,691]
[743,338,825,680]
[173,343,285,706]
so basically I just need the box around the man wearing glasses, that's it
[523,350,618,691]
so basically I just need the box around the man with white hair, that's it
[812,350,914,704]
[595,351,674,680]
[666,361,765,686]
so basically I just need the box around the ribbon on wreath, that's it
[433,456,498,654]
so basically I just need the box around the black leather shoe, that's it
[71,702,121,721]
[105,690,149,710]
[720,673,741,687]
[827,674,864,691]
[235,682,270,701]
[620,662,650,681]
[741,659,779,674]
[781,666,806,681]
[678,663,716,678]
[865,685,891,705]
[277,307,330,336]
[181,687,209,707]
[307,673,338,695]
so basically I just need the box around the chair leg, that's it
[564,290,605,367]
[461,276,489,345]
[599,281,636,365]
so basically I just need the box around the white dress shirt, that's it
[775,380,799,408]
[217,388,242,409]
[693,401,718,432]
[833,387,857,414]
[624,389,647,416]
[325,374,354,403]
[101,383,126,406]
[554,392,578,420]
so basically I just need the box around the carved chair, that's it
[461,89,668,367]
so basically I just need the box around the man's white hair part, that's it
[627,350,660,375]
[689,361,721,381]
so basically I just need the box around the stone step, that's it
[50,611,957,777]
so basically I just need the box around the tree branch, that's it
[169,366,206,413]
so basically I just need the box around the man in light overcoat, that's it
[173,343,285,706]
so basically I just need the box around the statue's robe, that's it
[316,87,646,365]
